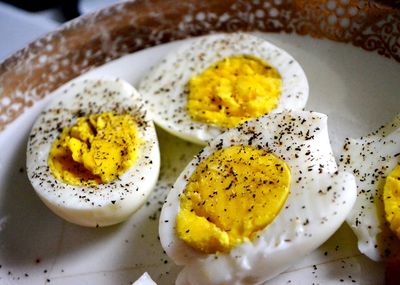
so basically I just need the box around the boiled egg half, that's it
[26,78,160,227]
[139,33,309,144]
[159,110,356,284]
[339,114,400,261]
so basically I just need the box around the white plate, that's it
[1,32,399,284]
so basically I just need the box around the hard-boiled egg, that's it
[159,110,356,284]
[139,33,309,144]
[26,78,160,227]
[339,114,400,261]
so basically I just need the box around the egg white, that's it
[138,33,309,145]
[159,110,356,284]
[339,114,400,261]
[132,272,157,285]
[26,78,160,227]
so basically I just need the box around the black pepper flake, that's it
[225,181,233,190]
[215,139,224,150]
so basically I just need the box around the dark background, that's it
[1,0,79,21]
[1,0,399,22]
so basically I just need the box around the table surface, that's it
[0,0,119,61]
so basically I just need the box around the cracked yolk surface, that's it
[48,112,140,186]
[187,55,282,128]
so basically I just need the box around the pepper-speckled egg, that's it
[339,114,400,261]
[26,78,160,227]
[138,33,309,145]
[159,110,356,284]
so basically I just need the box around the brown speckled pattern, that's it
[0,0,399,132]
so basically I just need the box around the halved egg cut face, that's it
[384,164,400,239]
[138,33,309,145]
[187,55,282,128]
[26,78,160,227]
[339,114,400,261]
[176,145,290,254]
[159,110,357,285]
[48,112,141,186]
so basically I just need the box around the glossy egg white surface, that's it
[159,110,357,285]
[138,33,309,144]
[26,78,160,227]
[339,114,400,261]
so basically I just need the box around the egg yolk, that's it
[383,164,400,239]
[176,145,291,254]
[48,112,141,186]
[187,55,282,128]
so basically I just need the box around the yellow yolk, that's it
[176,145,291,254]
[48,112,140,186]
[383,164,400,239]
[187,55,282,128]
